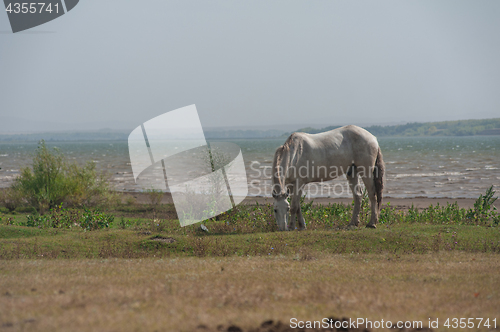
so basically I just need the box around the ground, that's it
[0,195,499,331]
[1,252,499,331]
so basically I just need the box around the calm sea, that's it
[0,136,499,199]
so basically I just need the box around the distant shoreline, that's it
[0,134,499,142]
[1,117,499,140]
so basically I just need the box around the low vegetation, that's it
[144,188,164,207]
[0,140,118,214]
[23,205,114,231]
[0,186,498,260]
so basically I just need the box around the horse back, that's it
[286,125,379,182]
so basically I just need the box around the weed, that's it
[466,185,499,225]
[118,217,130,229]
[80,209,114,231]
[144,188,163,207]
[125,195,136,206]
[22,205,114,231]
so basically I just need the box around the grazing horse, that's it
[272,125,384,230]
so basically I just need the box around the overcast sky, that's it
[1,0,499,131]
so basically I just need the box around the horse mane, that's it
[272,145,287,195]
[272,133,303,195]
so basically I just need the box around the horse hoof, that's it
[366,224,377,229]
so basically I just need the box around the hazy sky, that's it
[1,0,500,130]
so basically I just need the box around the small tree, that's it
[12,140,68,213]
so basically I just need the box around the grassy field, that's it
[1,200,499,331]
[0,197,499,260]
[1,253,499,331]
[0,221,499,260]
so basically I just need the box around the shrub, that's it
[0,188,25,212]
[64,161,119,208]
[12,141,68,213]
[8,140,118,213]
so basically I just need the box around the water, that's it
[0,136,499,198]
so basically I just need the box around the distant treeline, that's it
[1,118,499,141]
[205,129,283,139]
[0,131,129,142]
[0,129,285,141]
[293,118,500,137]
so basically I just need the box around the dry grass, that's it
[1,252,499,331]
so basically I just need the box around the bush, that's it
[9,140,118,213]
[0,188,25,212]
[64,161,119,208]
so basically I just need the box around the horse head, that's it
[272,188,290,231]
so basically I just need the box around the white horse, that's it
[272,125,385,230]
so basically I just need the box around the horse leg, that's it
[288,194,300,231]
[347,168,362,227]
[287,184,296,231]
[296,187,306,230]
[362,176,378,228]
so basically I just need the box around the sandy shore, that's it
[0,188,480,211]
[122,192,479,211]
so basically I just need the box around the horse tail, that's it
[373,147,385,209]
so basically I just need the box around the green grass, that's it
[1,186,499,260]
[1,215,499,260]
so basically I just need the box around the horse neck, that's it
[272,146,291,194]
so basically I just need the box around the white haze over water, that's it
[0,136,499,199]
